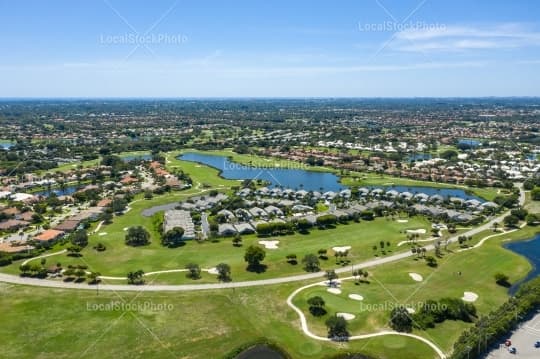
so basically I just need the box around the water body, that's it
[505,234,540,294]
[234,345,286,359]
[179,152,484,200]
[407,153,432,162]
[180,152,345,192]
[34,185,79,197]
[0,141,13,150]
[121,154,152,162]
[458,139,482,147]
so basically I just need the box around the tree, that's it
[216,263,231,282]
[425,256,438,267]
[325,315,349,340]
[325,269,338,283]
[286,254,298,265]
[503,214,519,228]
[296,218,312,233]
[102,211,113,224]
[232,234,242,247]
[144,190,153,200]
[74,269,86,282]
[161,226,185,247]
[307,296,327,316]
[127,270,145,285]
[302,254,320,272]
[317,248,328,259]
[111,198,128,213]
[67,245,82,257]
[495,272,510,287]
[88,271,101,284]
[71,229,88,247]
[125,226,151,246]
[390,306,413,332]
[532,187,540,201]
[244,245,266,271]
[185,263,201,280]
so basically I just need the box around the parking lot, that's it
[486,312,540,358]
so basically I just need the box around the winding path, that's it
[286,277,447,358]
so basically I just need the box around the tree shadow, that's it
[246,264,268,273]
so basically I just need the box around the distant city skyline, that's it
[1,0,540,97]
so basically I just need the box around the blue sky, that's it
[1,0,540,97]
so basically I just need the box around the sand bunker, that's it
[397,219,409,223]
[259,240,279,249]
[348,294,364,301]
[98,232,107,236]
[406,229,427,234]
[332,246,351,253]
[337,312,356,320]
[206,267,219,275]
[462,292,479,302]
[327,288,342,295]
[409,273,423,282]
[123,227,128,231]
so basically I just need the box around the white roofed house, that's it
[218,223,238,236]
[339,189,351,199]
[216,209,236,222]
[264,205,283,217]
[234,222,255,234]
[323,191,337,200]
[248,207,267,218]
[163,209,196,239]
[234,208,252,221]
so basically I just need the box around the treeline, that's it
[450,276,540,359]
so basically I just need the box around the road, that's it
[0,185,525,292]
[201,213,210,239]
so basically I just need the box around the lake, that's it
[180,152,484,200]
[407,153,432,162]
[504,234,540,294]
[458,139,482,147]
[180,152,345,192]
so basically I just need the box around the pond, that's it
[34,185,79,197]
[504,234,540,294]
[407,153,432,162]
[180,152,485,200]
[458,139,482,148]
[234,345,286,359]
[121,154,152,162]
[0,141,13,150]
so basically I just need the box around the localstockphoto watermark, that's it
[358,21,446,33]
[359,301,448,313]
[99,33,188,46]
[87,300,174,312]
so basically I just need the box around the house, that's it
[217,209,235,221]
[0,219,30,231]
[248,207,267,218]
[163,210,196,239]
[264,205,283,217]
[234,223,255,234]
[218,223,237,236]
[54,219,81,232]
[34,229,65,244]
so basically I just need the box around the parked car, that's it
[534,340,540,348]
[509,347,517,354]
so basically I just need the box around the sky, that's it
[1,0,540,97]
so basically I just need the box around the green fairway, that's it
[6,212,432,283]
[292,228,533,354]
[0,281,439,359]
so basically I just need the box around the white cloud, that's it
[393,23,540,52]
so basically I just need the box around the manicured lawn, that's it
[6,214,432,283]
[0,281,438,359]
[293,228,534,354]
